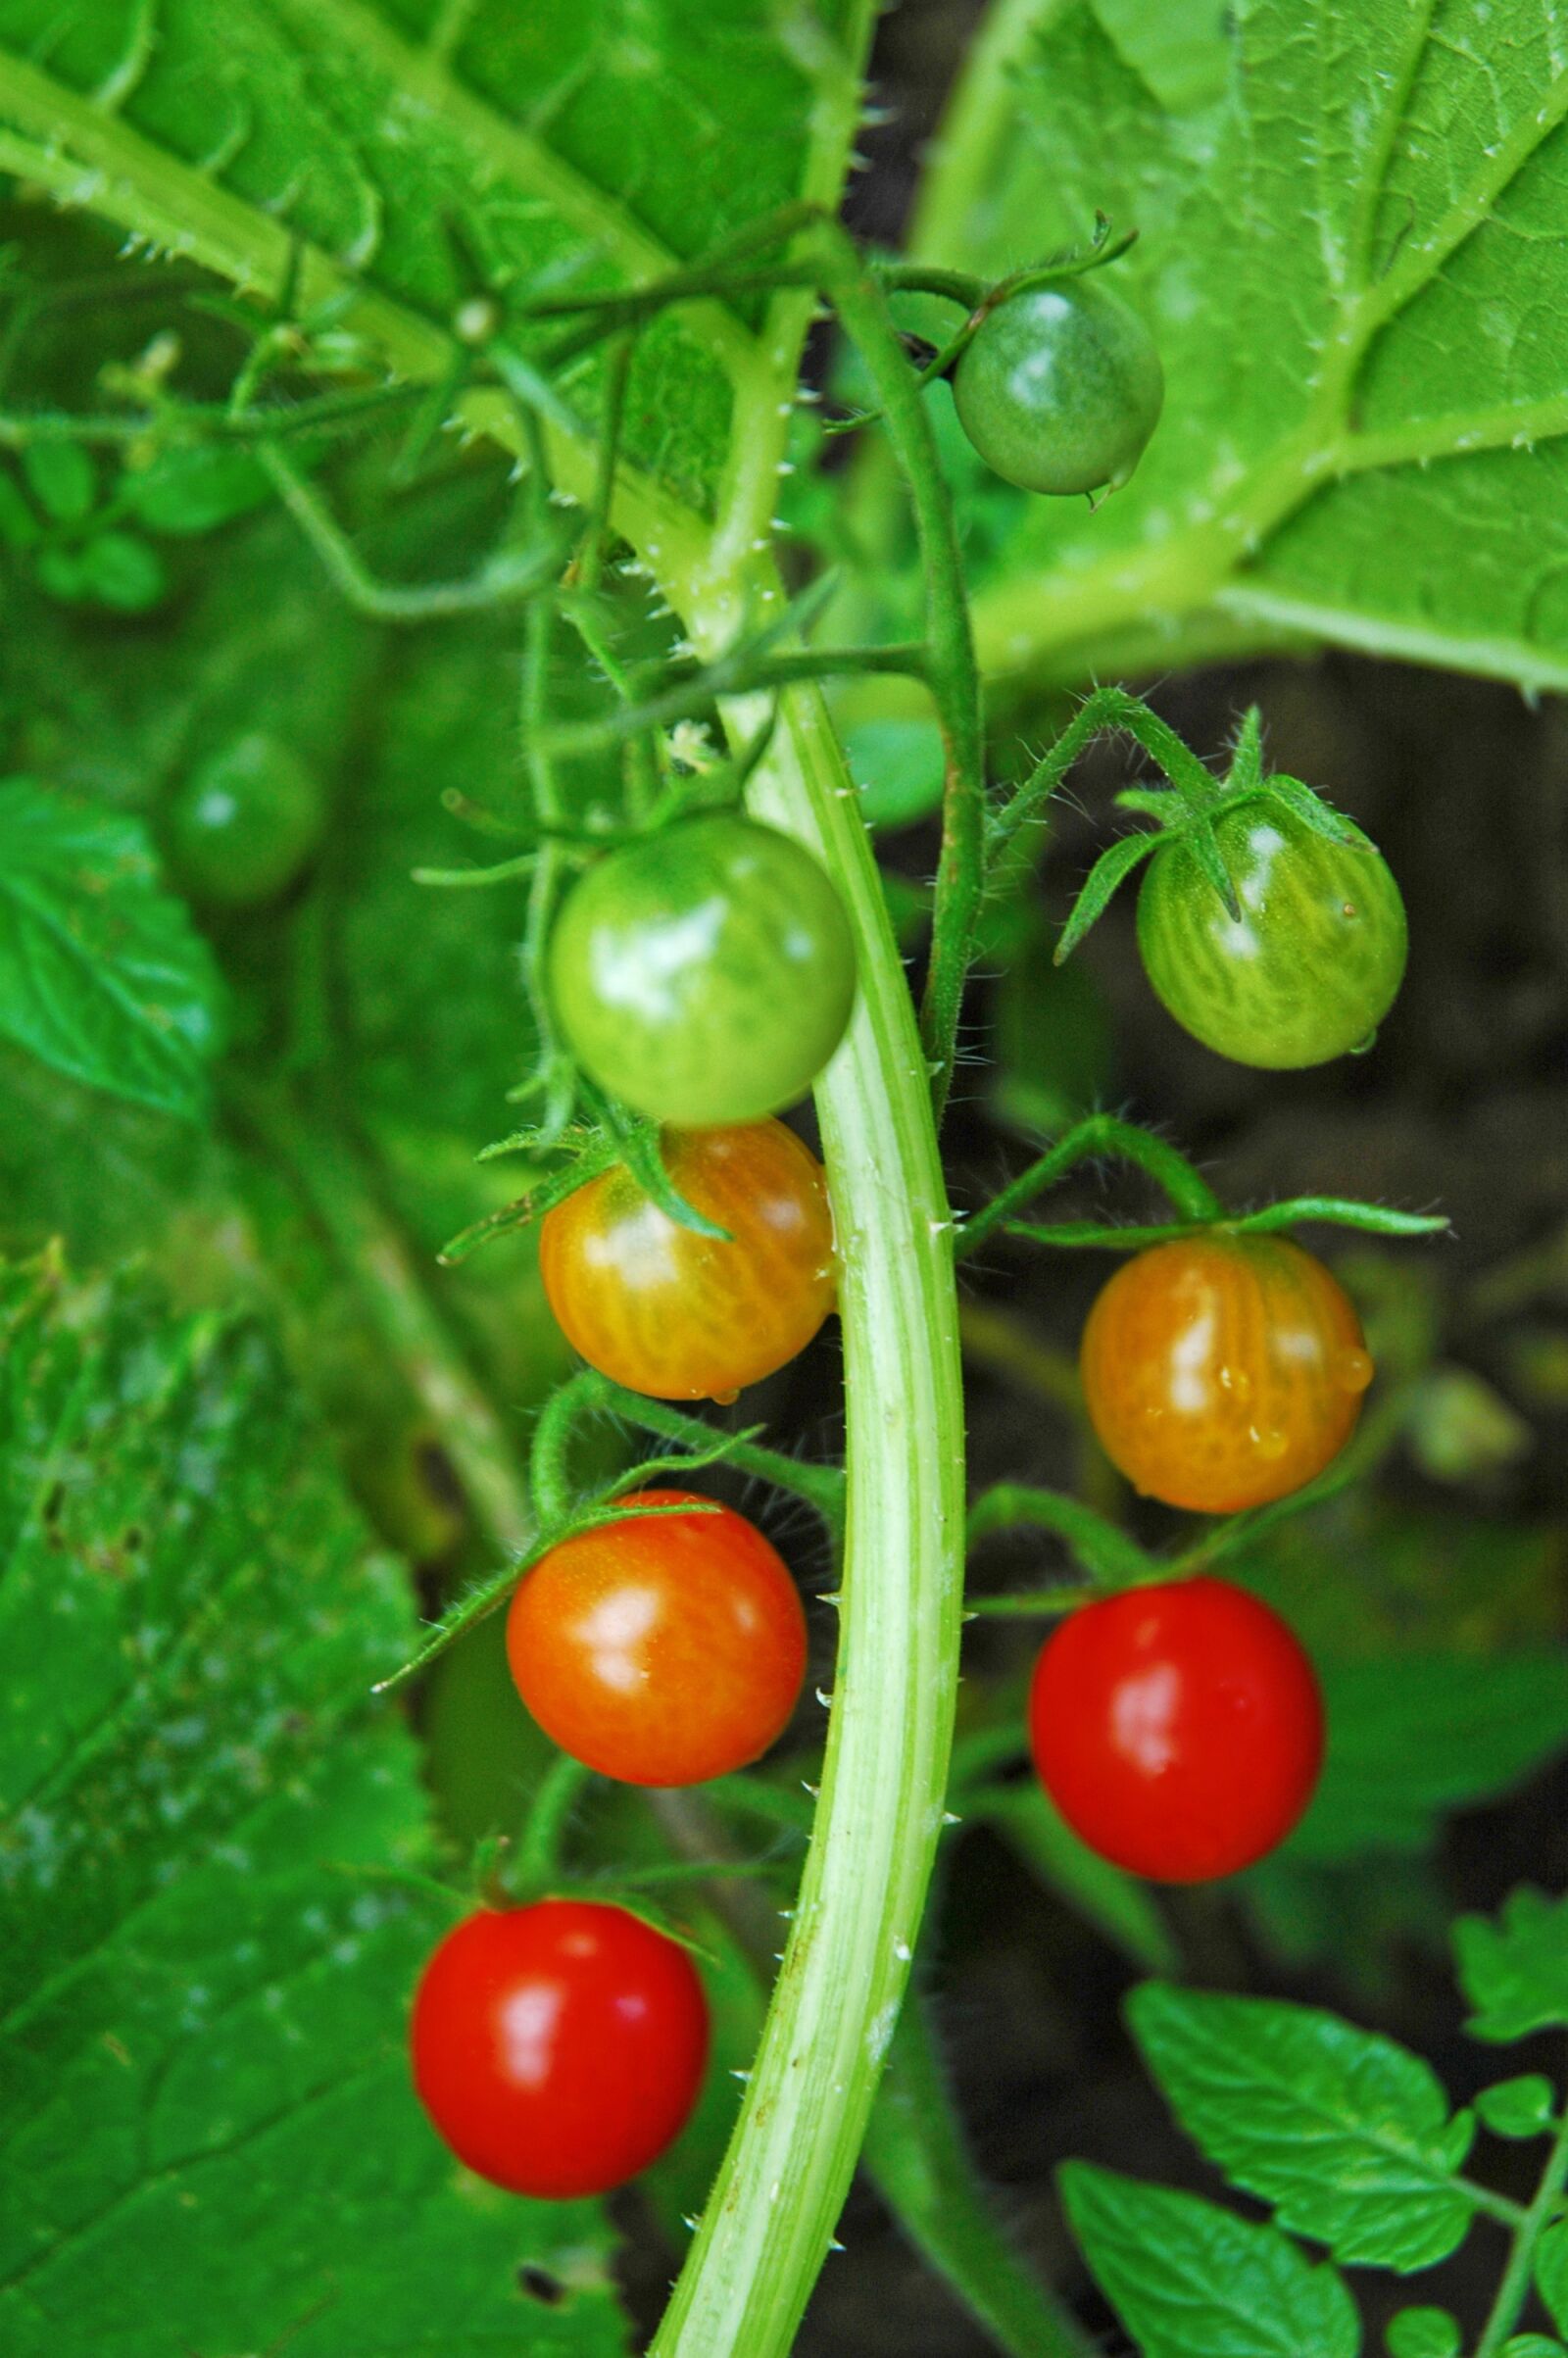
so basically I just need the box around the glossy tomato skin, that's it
[168,732,324,908]
[953,280,1163,496]
[538,1120,836,1401]
[509,1491,807,1786]
[410,1899,709,2196]
[1137,805,1407,1067]
[548,814,857,1127]
[1080,1234,1371,1513]
[1029,1577,1324,1882]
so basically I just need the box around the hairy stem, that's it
[1474,2099,1568,2356]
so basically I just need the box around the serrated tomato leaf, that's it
[1455,1889,1568,2044]
[1059,2161,1361,2358]
[0,779,225,1119]
[1127,1985,1477,2271]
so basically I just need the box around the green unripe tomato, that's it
[1137,804,1408,1068]
[953,279,1164,495]
[168,733,324,908]
[549,814,857,1126]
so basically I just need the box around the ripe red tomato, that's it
[538,1119,836,1401]
[1028,1577,1324,1882]
[1079,1233,1372,1513]
[508,1491,808,1785]
[410,1899,709,2196]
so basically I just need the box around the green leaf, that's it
[1285,1653,1568,1862]
[1385,2311,1460,2358]
[0,778,226,1119]
[0,1258,629,2357]
[1127,1985,1477,2272]
[77,529,167,613]
[1475,2076,1557,2140]
[977,1783,1177,1974]
[1058,2162,1361,2358]
[921,0,1568,696]
[21,437,94,521]
[1456,1889,1568,2043]
[1537,2226,1568,2338]
[122,444,272,536]
[1502,2339,1568,2358]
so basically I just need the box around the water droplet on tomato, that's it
[1249,1425,1290,1461]
[710,1388,741,1406]
[1217,1364,1252,1405]
[1349,1029,1378,1056]
[1341,902,1358,918]
[1335,1348,1374,1395]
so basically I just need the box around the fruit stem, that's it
[957,1112,1223,1258]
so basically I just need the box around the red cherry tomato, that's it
[1028,1577,1324,1883]
[508,1491,808,1786]
[1079,1233,1372,1513]
[538,1119,836,1401]
[410,1899,709,2196]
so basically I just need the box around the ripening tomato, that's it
[548,813,857,1126]
[1137,804,1407,1067]
[410,1899,709,2196]
[538,1120,836,1401]
[1028,1577,1324,1881]
[1080,1233,1371,1513]
[952,279,1164,496]
[508,1491,807,1786]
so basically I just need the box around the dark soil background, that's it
[747,10,1568,2353]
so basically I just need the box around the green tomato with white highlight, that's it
[549,813,857,1126]
[953,280,1164,497]
[1136,803,1408,1068]
[168,733,324,908]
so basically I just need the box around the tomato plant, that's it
[549,815,858,1127]
[537,1119,837,1401]
[1137,804,1408,1067]
[2,7,1561,2358]
[1028,1577,1324,1881]
[1079,1232,1373,1513]
[507,1490,808,1785]
[410,1900,710,2195]
[953,279,1164,496]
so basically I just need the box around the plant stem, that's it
[1474,2100,1568,2355]
[966,1483,1152,1584]
[514,1753,593,1892]
[957,1113,1223,1258]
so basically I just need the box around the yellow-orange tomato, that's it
[1080,1233,1372,1513]
[538,1120,836,1401]
[508,1492,808,1786]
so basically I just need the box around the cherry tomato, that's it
[1080,1233,1372,1513]
[410,1899,709,2196]
[509,1490,807,1786]
[953,279,1164,496]
[1029,1577,1324,1882]
[548,813,857,1126]
[167,732,324,907]
[538,1119,836,1401]
[1137,804,1407,1067]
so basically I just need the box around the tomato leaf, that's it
[1455,1888,1568,2043]
[1127,1985,1479,2271]
[1537,2220,1568,2336]
[0,778,226,1120]
[0,1258,629,2358]
[1058,2161,1361,2358]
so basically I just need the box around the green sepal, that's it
[591,1092,732,1241]
[1113,786,1180,819]
[1226,707,1264,794]
[1054,829,1162,962]
[1184,817,1243,921]
[1262,772,1364,846]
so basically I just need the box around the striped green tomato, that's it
[1136,804,1407,1068]
[549,814,856,1126]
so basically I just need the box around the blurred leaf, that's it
[1385,2311,1460,2358]
[1538,2220,1568,2336]
[1405,1366,1533,1484]
[841,714,948,830]
[0,1258,628,2356]
[1474,2076,1556,2140]
[0,778,225,1118]
[1456,1889,1568,2043]
[1058,2162,1359,2358]
[864,1988,1095,2358]
[21,438,94,522]
[1128,1985,1477,2271]
[122,444,272,536]
[77,530,167,613]
[1287,1653,1568,1862]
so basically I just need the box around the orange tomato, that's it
[538,1121,836,1401]
[508,1492,808,1786]
[1080,1233,1372,1513]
